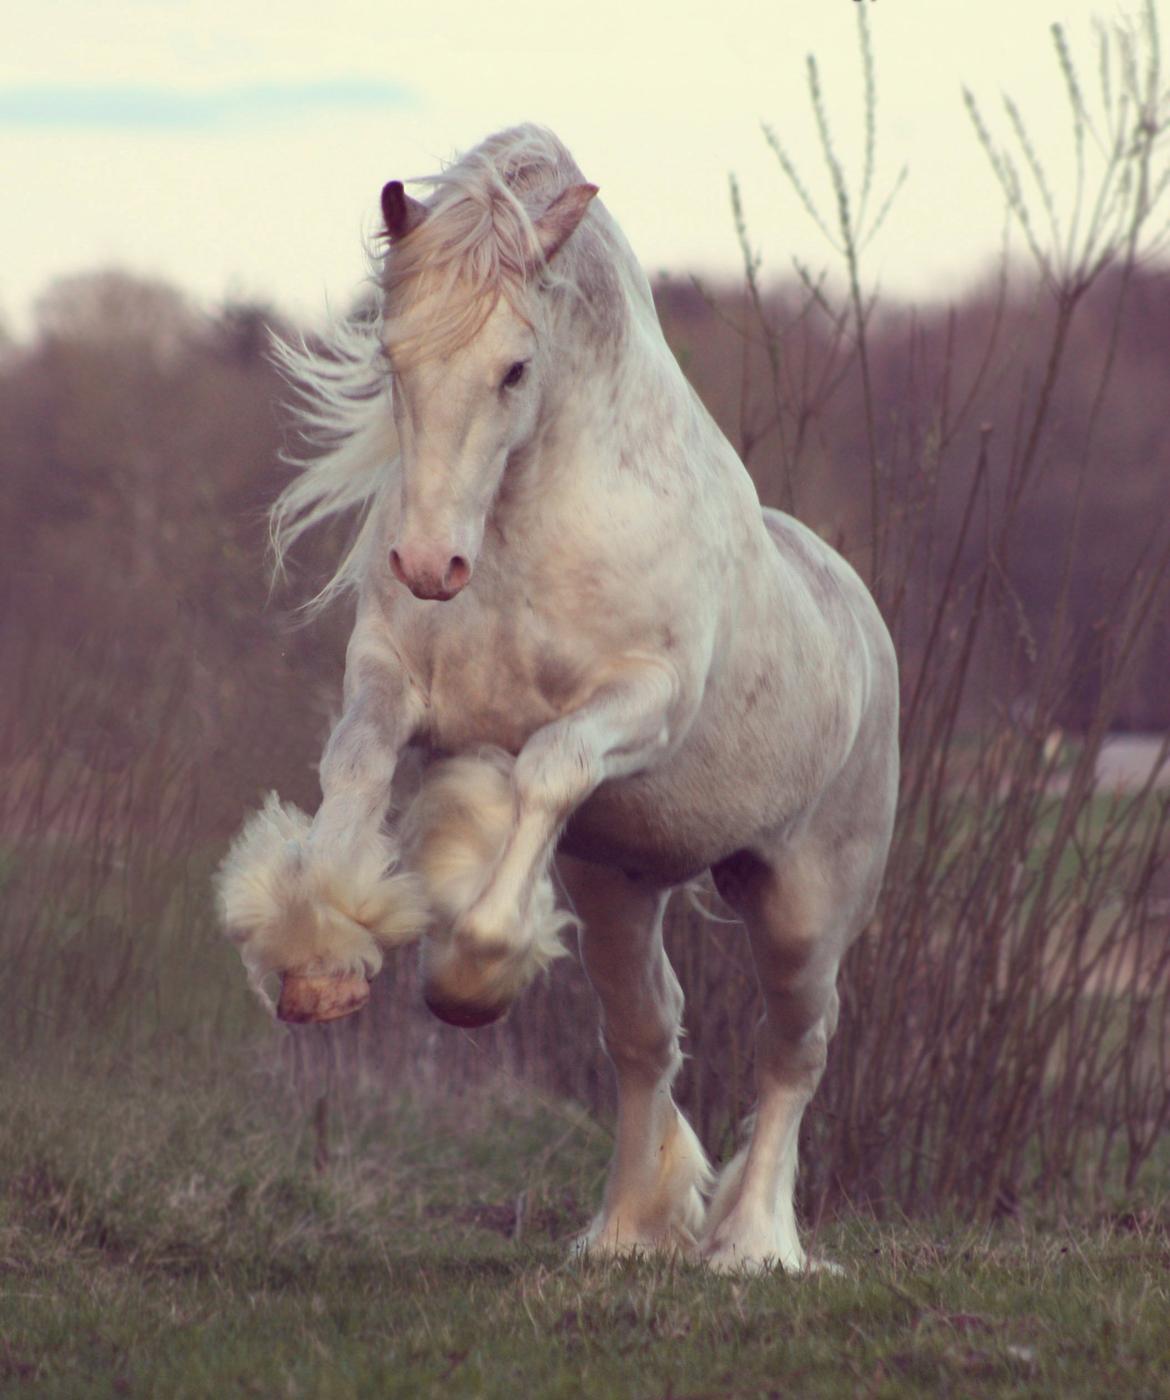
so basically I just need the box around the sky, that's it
[1,0,1161,337]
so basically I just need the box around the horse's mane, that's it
[269,125,589,614]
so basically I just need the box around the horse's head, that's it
[379,176,598,601]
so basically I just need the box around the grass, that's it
[2,1049,1168,1398]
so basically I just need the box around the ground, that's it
[1,1050,1167,1398]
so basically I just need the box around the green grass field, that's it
[2,1048,1167,1398]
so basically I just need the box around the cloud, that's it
[0,79,413,130]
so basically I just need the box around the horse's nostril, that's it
[389,548,406,584]
[446,556,471,592]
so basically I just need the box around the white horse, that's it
[217,124,898,1273]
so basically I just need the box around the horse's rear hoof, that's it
[424,990,509,1028]
[277,972,370,1024]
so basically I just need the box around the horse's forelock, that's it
[379,126,582,365]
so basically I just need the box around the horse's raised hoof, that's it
[423,989,509,1029]
[277,972,371,1024]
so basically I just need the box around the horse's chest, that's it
[417,620,579,755]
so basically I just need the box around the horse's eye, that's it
[501,360,527,390]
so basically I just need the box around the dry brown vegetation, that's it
[2,7,1168,1226]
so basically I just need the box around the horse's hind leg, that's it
[700,841,870,1273]
[559,855,711,1257]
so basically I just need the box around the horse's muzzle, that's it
[389,546,471,601]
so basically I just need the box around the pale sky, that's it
[1,0,1161,336]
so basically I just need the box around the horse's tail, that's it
[268,315,397,615]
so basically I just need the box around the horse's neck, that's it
[491,230,746,557]
[545,284,694,477]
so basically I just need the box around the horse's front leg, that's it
[420,658,679,1025]
[218,620,427,1019]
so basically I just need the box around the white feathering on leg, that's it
[408,750,576,999]
[215,792,428,1010]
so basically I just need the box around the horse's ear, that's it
[381,181,428,241]
[533,183,599,262]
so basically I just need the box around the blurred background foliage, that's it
[4,259,1168,807]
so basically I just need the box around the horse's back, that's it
[760,509,892,664]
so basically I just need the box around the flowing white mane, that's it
[268,125,591,612]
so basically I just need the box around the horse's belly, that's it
[561,771,744,885]
[559,675,846,885]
